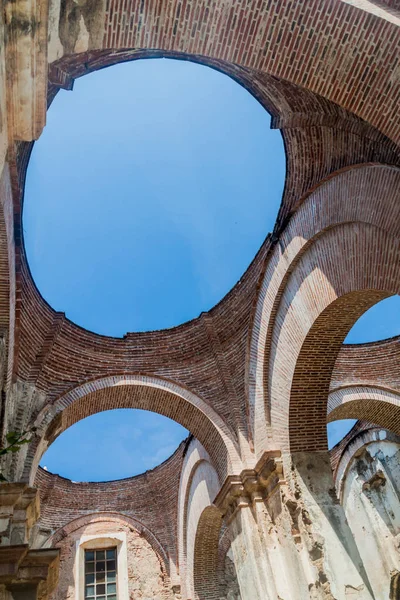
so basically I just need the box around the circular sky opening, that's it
[23,58,285,336]
[40,409,189,482]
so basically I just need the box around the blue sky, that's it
[26,59,400,481]
[24,58,284,336]
[41,409,188,481]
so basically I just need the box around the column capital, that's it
[0,483,39,545]
[215,451,285,523]
[3,548,59,599]
[0,485,59,599]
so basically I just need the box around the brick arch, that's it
[45,511,170,576]
[48,48,376,135]
[45,1,400,143]
[25,375,241,484]
[271,221,400,453]
[48,50,282,120]
[328,386,400,436]
[248,163,400,457]
[193,504,223,600]
[177,439,220,599]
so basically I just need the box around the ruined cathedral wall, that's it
[49,516,173,600]
[34,440,187,581]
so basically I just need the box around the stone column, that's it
[0,484,59,600]
[291,451,374,599]
[338,441,400,599]
[215,452,374,600]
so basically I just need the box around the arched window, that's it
[76,534,128,600]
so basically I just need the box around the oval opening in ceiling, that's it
[23,58,285,336]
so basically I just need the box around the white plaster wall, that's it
[185,459,220,599]
[292,451,374,599]
[342,440,400,600]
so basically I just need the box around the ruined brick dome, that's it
[1,1,400,599]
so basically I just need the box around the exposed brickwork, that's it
[332,336,400,392]
[24,375,241,484]
[193,505,223,600]
[8,56,400,478]
[75,0,400,144]
[328,386,400,435]
[2,3,400,597]
[282,225,397,452]
[44,1,400,146]
[0,165,12,392]
[34,441,187,572]
[249,163,400,455]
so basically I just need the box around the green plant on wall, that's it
[0,428,36,481]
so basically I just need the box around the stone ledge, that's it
[0,484,39,545]
[214,451,285,523]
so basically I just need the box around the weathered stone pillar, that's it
[291,451,374,599]
[338,439,400,599]
[0,484,59,600]
[215,452,374,600]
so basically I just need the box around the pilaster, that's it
[214,450,284,523]
[3,0,48,141]
[0,484,59,600]
[213,451,375,600]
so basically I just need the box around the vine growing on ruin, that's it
[0,428,36,481]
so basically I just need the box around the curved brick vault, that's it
[6,70,400,480]
[249,163,400,455]
[328,386,400,432]
[2,2,400,597]
[0,3,398,468]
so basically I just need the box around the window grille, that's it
[84,548,117,600]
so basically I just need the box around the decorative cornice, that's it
[0,546,59,591]
[0,483,39,545]
[0,485,59,598]
[214,451,284,523]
